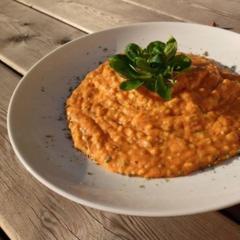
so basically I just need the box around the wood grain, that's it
[185,0,240,20]
[15,0,175,33]
[1,63,240,240]
[1,1,240,239]
[0,0,85,75]
[122,0,240,32]
[8,0,240,75]
[15,0,240,33]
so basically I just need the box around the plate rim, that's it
[7,21,240,216]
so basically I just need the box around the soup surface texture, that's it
[66,55,240,178]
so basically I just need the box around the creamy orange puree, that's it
[66,55,240,178]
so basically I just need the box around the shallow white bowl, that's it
[8,22,240,216]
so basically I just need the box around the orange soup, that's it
[66,55,240,178]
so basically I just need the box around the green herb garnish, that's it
[109,37,191,100]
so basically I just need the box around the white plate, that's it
[8,22,240,216]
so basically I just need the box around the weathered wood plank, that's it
[187,0,240,19]
[0,0,85,74]
[1,1,240,239]
[122,0,240,32]
[15,0,240,34]
[15,0,175,33]
[1,63,240,240]
[6,0,240,75]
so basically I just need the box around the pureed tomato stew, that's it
[66,55,240,178]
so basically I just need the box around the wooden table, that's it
[1,1,240,239]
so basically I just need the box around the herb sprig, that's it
[109,37,191,100]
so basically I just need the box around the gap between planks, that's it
[14,0,95,33]
[14,0,178,33]
[121,0,240,32]
[0,0,85,75]
[14,0,240,34]
[0,228,10,240]
[13,0,89,34]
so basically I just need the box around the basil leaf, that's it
[155,75,172,100]
[109,37,192,101]
[109,55,152,80]
[109,55,136,79]
[171,54,192,71]
[166,37,177,45]
[163,65,174,79]
[148,53,165,68]
[164,37,177,61]
[144,79,156,91]
[135,57,156,72]
[125,43,142,62]
[146,41,165,55]
[120,79,144,90]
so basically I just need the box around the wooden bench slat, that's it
[0,0,85,74]
[1,1,240,239]
[122,0,240,32]
[16,0,176,33]
[16,0,240,33]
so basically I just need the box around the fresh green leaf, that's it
[146,41,165,55]
[155,75,172,100]
[120,79,144,90]
[171,54,192,71]
[164,37,177,61]
[144,79,156,91]
[148,53,165,68]
[135,57,156,73]
[166,37,176,44]
[109,55,136,79]
[125,43,142,62]
[108,37,192,101]
[109,55,152,80]
[163,65,174,78]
